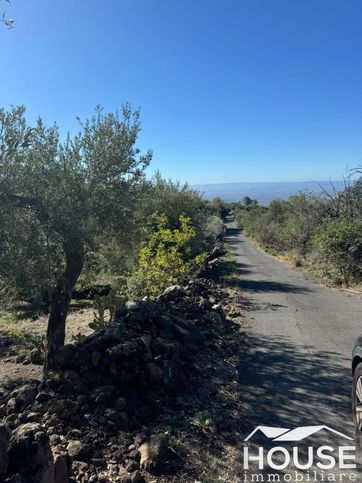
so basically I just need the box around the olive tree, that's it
[0,105,152,370]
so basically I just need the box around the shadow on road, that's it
[236,279,312,293]
[235,331,359,476]
[234,264,254,276]
[225,224,312,294]
[225,227,244,239]
[223,220,361,476]
[238,331,352,430]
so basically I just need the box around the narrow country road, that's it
[226,220,362,480]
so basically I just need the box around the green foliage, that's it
[168,433,183,452]
[236,194,324,255]
[0,105,226,319]
[29,333,45,351]
[219,251,237,282]
[137,173,225,257]
[313,218,362,284]
[89,288,125,331]
[127,214,207,299]
[235,182,362,284]
[192,411,214,431]
[0,105,151,307]
[0,312,18,326]
[241,196,259,209]
[71,332,87,343]
[6,326,25,344]
[217,393,233,407]
[207,198,229,221]
[204,215,225,241]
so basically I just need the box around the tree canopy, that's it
[0,105,152,368]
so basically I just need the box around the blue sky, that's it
[1,0,361,184]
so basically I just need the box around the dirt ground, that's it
[0,286,251,482]
[0,301,95,397]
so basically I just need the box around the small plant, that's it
[89,288,126,332]
[6,326,25,344]
[263,245,280,257]
[168,433,182,452]
[219,251,237,282]
[0,311,19,326]
[71,332,87,343]
[217,393,232,407]
[29,334,45,350]
[192,411,214,431]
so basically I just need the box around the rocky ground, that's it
[0,261,248,482]
[0,303,95,401]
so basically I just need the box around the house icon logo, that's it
[244,425,353,442]
[242,424,356,476]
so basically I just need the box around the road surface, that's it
[226,220,362,480]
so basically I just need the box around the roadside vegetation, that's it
[0,105,226,368]
[233,184,362,287]
[0,105,251,482]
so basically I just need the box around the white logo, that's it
[245,425,353,442]
[242,423,356,481]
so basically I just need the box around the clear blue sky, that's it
[1,0,361,184]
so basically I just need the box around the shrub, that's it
[192,411,214,431]
[138,173,221,256]
[127,214,207,299]
[204,215,225,241]
[313,218,362,284]
[89,289,126,331]
[207,198,229,221]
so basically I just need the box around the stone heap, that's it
[0,276,229,482]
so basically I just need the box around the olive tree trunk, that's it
[44,238,84,372]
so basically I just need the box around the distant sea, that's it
[193,180,347,205]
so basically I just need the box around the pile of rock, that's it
[0,278,230,482]
[201,244,227,277]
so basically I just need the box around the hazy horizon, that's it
[193,179,348,204]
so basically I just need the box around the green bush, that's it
[313,218,362,284]
[204,215,225,241]
[236,194,326,256]
[234,186,362,285]
[90,289,126,331]
[127,214,207,299]
[207,198,229,221]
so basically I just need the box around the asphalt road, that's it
[225,220,362,480]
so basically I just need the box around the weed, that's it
[217,393,232,407]
[263,245,280,257]
[71,332,87,343]
[192,411,214,431]
[6,326,25,344]
[169,434,182,452]
[89,288,126,332]
[219,251,237,282]
[29,334,45,350]
[0,313,17,326]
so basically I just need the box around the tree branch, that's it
[0,190,41,208]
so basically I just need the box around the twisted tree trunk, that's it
[44,238,84,372]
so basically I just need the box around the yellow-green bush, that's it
[127,214,206,299]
